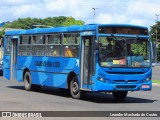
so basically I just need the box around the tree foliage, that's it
[0,28,5,47]
[150,21,160,42]
[150,21,160,61]
[62,17,85,26]
[0,28,5,39]
[4,16,85,29]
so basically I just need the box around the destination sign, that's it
[98,26,148,35]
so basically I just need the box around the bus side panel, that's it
[31,71,51,86]
[30,71,67,88]
[16,70,23,82]
[64,58,79,73]
[4,69,10,80]
[3,56,10,80]
[16,56,79,88]
[29,58,79,88]
[53,74,68,88]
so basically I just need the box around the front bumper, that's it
[94,80,152,91]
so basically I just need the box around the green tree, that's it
[0,28,5,47]
[150,21,160,62]
[150,21,160,42]
[4,16,85,29]
[157,44,160,61]
[62,17,85,26]
[0,28,5,39]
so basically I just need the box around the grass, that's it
[152,80,160,84]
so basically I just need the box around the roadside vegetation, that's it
[4,16,85,29]
[152,80,160,84]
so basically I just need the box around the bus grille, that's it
[113,80,139,84]
[116,85,137,89]
[107,72,145,74]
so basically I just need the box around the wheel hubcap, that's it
[25,75,30,87]
[72,82,78,94]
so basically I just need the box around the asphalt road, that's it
[0,68,159,120]
[152,67,160,80]
[0,77,160,109]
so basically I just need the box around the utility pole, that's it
[92,8,98,24]
[155,14,160,63]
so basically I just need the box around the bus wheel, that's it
[70,76,82,99]
[112,91,128,100]
[24,71,33,91]
[23,71,41,91]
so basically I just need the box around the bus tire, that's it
[112,91,128,100]
[70,76,83,99]
[24,71,33,91]
[23,71,42,91]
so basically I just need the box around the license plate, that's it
[142,85,150,89]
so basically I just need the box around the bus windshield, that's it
[99,37,150,68]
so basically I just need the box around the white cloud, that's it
[96,13,129,26]
[96,13,112,24]
[95,0,160,27]
[0,0,159,27]
[127,1,159,19]
[0,0,43,6]
[130,19,149,26]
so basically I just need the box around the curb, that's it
[152,83,160,87]
[152,66,160,67]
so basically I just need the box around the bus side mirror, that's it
[151,41,156,62]
[95,40,99,50]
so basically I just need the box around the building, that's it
[0,24,23,59]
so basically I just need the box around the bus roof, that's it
[5,24,148,36]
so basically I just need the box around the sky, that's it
[0,0,160,28]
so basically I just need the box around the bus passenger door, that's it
[10,38,18,81]
[80,36,93,90]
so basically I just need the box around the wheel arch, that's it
[67,71,78,89]
[23,68,30,81]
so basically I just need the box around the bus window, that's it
[18,36,31,56]
[5,37,10,55]
[32,35,45,44]
[46,34,61,57]
[19,36,31,45]
[46,34,61,44]
[63,33,80,57]
[31,35,45,56]
[32,46,45,56]
[18,46,31,56]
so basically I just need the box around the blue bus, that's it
[3,24,152,100]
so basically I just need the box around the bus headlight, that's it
[97,78,110,83]
[146,77,151,82]
[97,77,105,82]
[141,78,151,83]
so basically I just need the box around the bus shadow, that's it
[81,92,157,103]
[7,85,157,104]
[7,86,71,97]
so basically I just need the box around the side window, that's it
[5,36,10,55]
[45,34,61,57]
[32,35,45,44]
[32,35,45,56]
[63,33,80,57]
[18,36,31,56]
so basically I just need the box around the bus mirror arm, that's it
[95,40,99,50]
[150,41,155,61]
